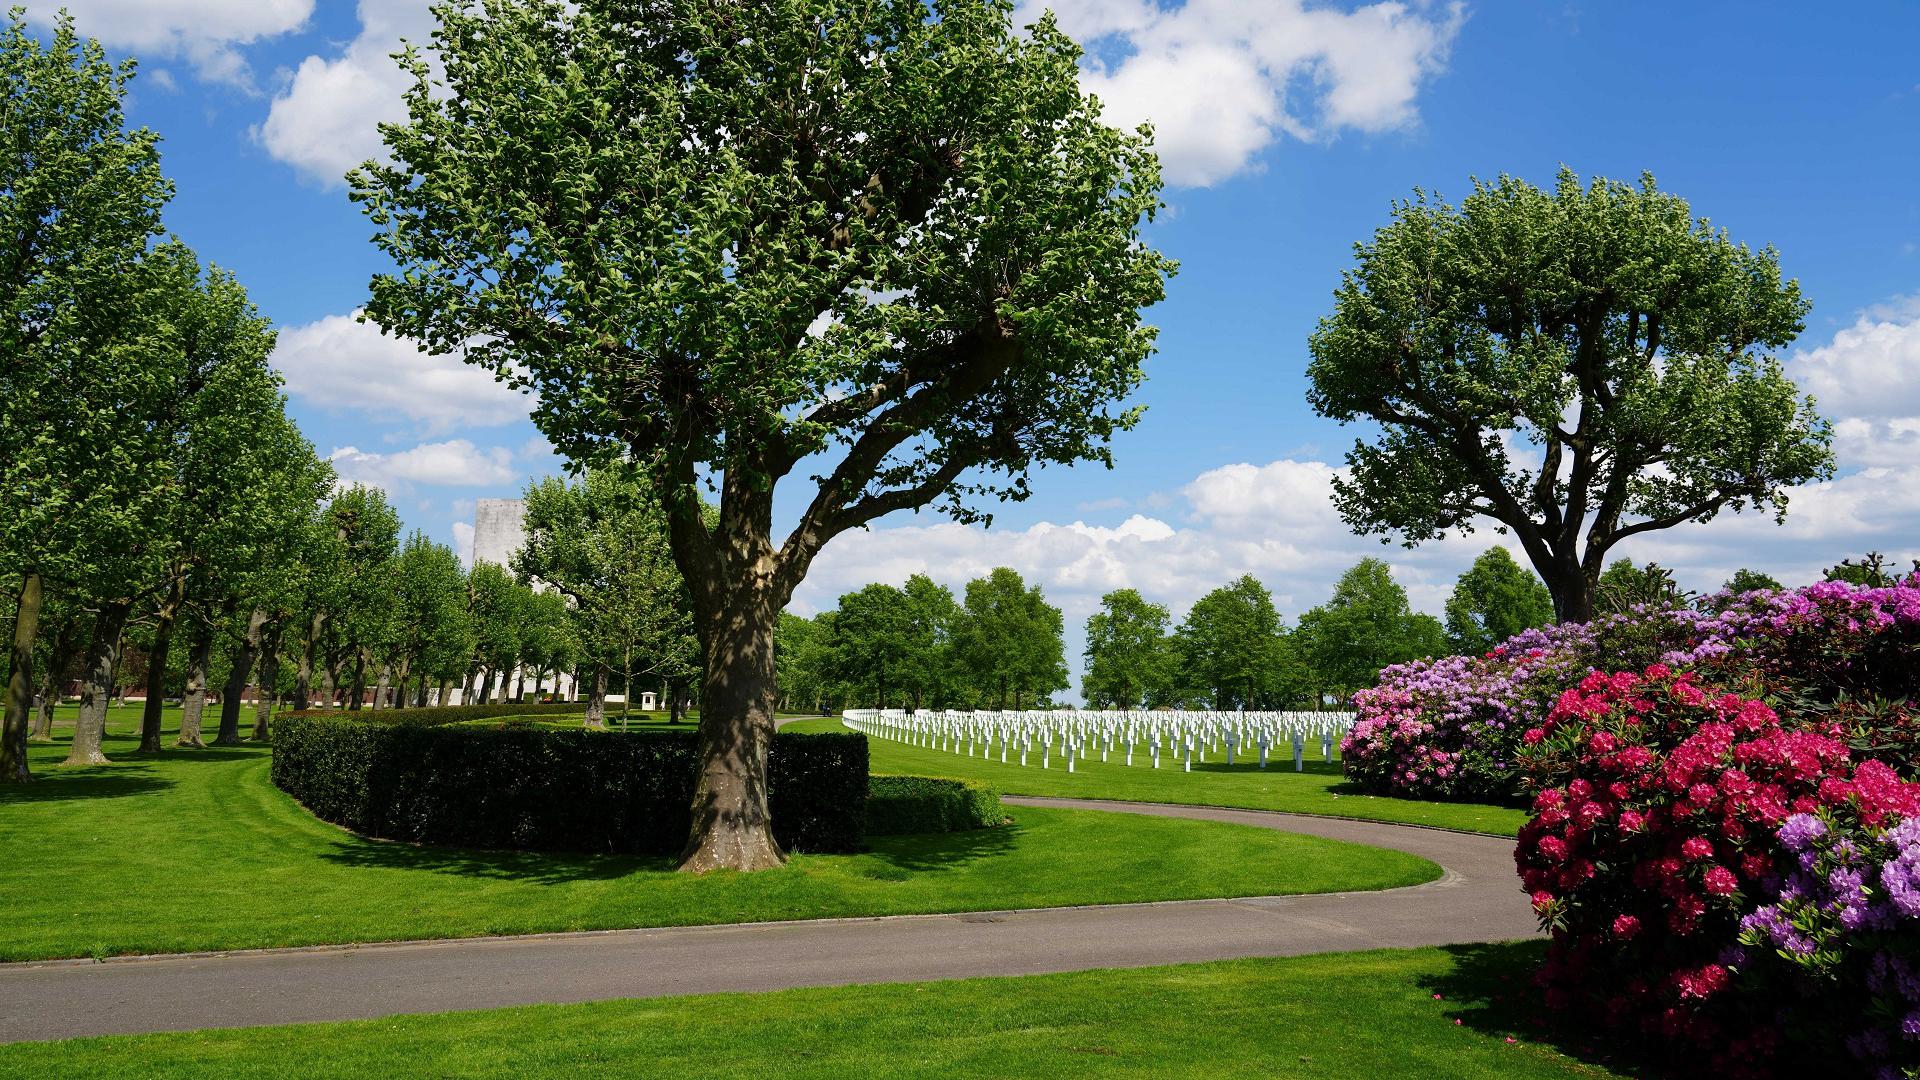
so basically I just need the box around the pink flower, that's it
[1701,865,1737,896]
[1680,836,1713,861]
[1611,914,1641,940]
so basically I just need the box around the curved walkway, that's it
[0,798,1534,1044]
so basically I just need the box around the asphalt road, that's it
[0,796,1533,1044]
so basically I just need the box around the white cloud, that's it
[257,1,434,184]
[329,440,518,492]
[272,310,531,433]
[260,1,1459,187]
[451,521,476,569]
[1026,0,1467,186]
[1791,302,1920,473]
[22,0,312,89]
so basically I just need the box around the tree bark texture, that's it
[65,601,131,766]
[678,588,783,873]
[585,666,607,729]
[139,574,186,752]
[215,610,265,746]
[2,572,43,782]
[177,622,213,747]
[252,625,281,741]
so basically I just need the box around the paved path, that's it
[0,797,1532,1044]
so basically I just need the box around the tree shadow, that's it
[864,821,1019,873]
[1417,941,1661,1077]
[318,836,671,885]
[0,767,175,804]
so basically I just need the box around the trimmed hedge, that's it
[866,774,1006,836]
[280,703,586,727]
[271,716,867,855]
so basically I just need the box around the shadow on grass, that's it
[865,821,1020,873]
[1418,941,1655,1077]
[0,766,175,804]
[317,836,667,885]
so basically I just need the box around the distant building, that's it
[461,497,576,703]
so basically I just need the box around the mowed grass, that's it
[0,942,1625,1079]
[0,706,1437,961]
[781,718,1529,835]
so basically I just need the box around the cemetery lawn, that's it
[0,942,1620,1078]
[1,706,1437,962]
[782,718,1529,835]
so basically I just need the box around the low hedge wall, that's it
[280,703,586,727]
[866,774,1006,836]
[271,716,867,855]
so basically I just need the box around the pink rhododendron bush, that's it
[1341,579,1920,802]
[1515,665,1920,1076]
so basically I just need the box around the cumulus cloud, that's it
[451,521,476,569]
[329,440,519,492]
[21,0,312,89]
[1025,0,1467,186]
[261,1,1460,187]
[257,1,434,184]
[1791,301,1920,471]
[272,310,531,432]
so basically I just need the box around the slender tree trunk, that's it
[139,575,186,752]
[31,670,56,741]
[679,590,783,873]
[177,622,213,747]
[293,611,324,710]
[252,625,281,742]
[348,650,367,710]
[513,665,526,704]
[2,571,43,782]
[433,677,448,708]
[65,601,131,767]
[371,661,392,711]
[585,665,608,729]
[215,610,266,746]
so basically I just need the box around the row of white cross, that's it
[840,709,1355,773]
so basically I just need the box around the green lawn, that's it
[0,942,1624,1078]
[1,706,1436,961]
[782,718,1529,835]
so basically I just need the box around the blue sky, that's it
[24,1,1920,688]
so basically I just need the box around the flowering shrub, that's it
[1737,813,1920,1077]
[1342,578,1920,801]
[1514,664,1920,1072]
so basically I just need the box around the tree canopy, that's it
[1297,559,1444,700]
[1082,589,1172,709]
[1444,547,1555,656]
[1306,169,1834,623]
[354,0,1172,870]
[1172,576,1307,710]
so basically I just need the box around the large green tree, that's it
[1296,559,1444,702]
[1443,547,1555,656]
[824,583,914,709]
[1172,576,1306,710]
[953,568,1068,710]
[0,12,171,780]
[1081,588,1172,709]
[391,531,474,708]
[1306,170,1834,624]
[352,0,1171,868]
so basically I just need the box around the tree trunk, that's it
[139,575,186,753]
[177,622,213,747]
[2,571,43,782]
[513,664,526,704]
[679,591,783,873]
[585,666,608,729]
[31,671,56,741]
[252,625,281,742]
[215,610,266,746]
[293,612,322,710]
[433,677,448,708]
[348,650,367,710]
[65,601,131,766]
[371,660,392,711]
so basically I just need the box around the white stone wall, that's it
[462,496,576,703]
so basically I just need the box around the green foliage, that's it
[953,568,1069,709]
[1823,551,1919,589]
[271,716,868,854]
[1444,547,1555,655]
[824,582,914,709]
[1306,168,1834,622]
[1592,558,1690,615]
[1297,559,1442,698]
[390,531,474,688]
[1172,576,1308,709]
[865,775,1007,835]
[1721,568,1783,595]
[1082,588,1173,709]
